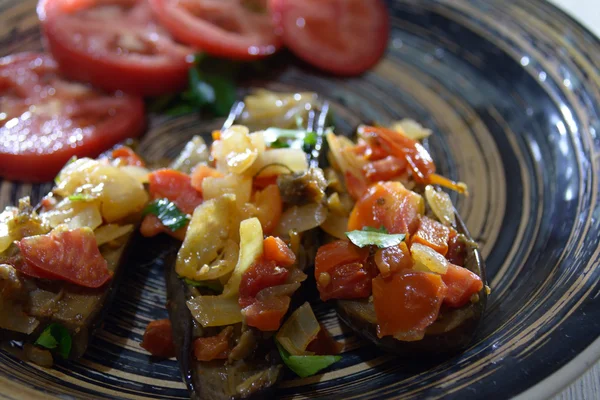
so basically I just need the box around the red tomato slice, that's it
[0,52,145,183]
[148,0,281,60]
[140,319,176,358]
[38,0,193,95]
[239,259,289,308]
[16,227,112,288]
[269,0,389,75]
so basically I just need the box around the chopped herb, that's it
[184,278,224,293]
[143,199,190,231]
[346,226,406,248]
[34,323,72,359]
[67,193,93,202]
[270,139,291,149]
[276,341,341,378]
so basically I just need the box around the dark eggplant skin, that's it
[335,208,487,356]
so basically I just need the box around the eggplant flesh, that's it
[336,211,487,356]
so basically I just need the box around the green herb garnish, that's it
[276,341,341,378]
[34,323,72,359]
[143,199,190,231]
[346,226,406,249]
[262,128,320,151]
[67,193,93,202]
[184,278,224,293]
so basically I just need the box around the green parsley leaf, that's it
[345,226,406,248]
[269,139,291,149]
[276,341,341,378]
[34,323,72,359]
[67,193,93,202]
[184,278,224,293]
[143,199,190,231]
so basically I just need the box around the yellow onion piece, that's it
[215,125,261,174]
[390,119,432,141]
[94,224,134,246]
[170,136,210,174]
[120,165,150,184]
[411,242,449,274]
[186,295,242,327]
[249,148,309,177]
[202,173,252,210]
[275,302,321,355]
[42,199,103,231]
[0,208,17,253]
[275,203,328,236]
[320,213,349,240]
[425,185,455,226]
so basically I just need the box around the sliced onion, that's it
[411,242,449,274]
[250,148,308,177]
[202,173,252,209]
[320,213,349,240]
[0,297,39,334]
[0,208,17,253]
[275,203,328,236]
[170,136,210,174]
[120,165,150,184]
[256,283,301,301]
[42,199,103,231]
[187,295,242,327]
[425,185,455,226]
[216,126,260,174]
[390,119,432,141]
[94,224,134,246]
[275,302,320,355]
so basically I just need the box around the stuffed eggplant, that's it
[139,91,341,399]
[0,150,150,365]
[315,122,488,355]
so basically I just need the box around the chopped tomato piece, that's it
[306,323,343,355]
[344,171,369,201]
[17,228,111,288]
[351,140,388,161]
[374,242,413,278]
[13,259,61,280]
[412,216,451,256]
[315,240,369,275]
[253,184,283,235]
[446,235,467,267]
[112,146,145,167]
[148,169,203,214]
[140,214,186,240]
[193,327,233,361]
[263,236,296,267]
[372,270,447,338]
[190,165,223,192]
[253,175,279,190]
[347,181,423,234]
[239,259,289,308]
[243,296,290,331]
[140,319,176,358]
[363,156,407,183]
[441,264,483,308]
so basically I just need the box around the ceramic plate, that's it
[1,0,599,399]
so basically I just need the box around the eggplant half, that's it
[164,92,330,399]
[0,156,149,365]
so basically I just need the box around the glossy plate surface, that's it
[1,0,599,399]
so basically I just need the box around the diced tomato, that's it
[412,216,451,256]
[351,140,388,161]
[347,181,423,234]
[269,0,389,76]
[253,175,279,190]
[345,171,370,201]
[149,0,282,60]
[446,235,467,267]
[315,240,369,275]
[239,259,289,308]
[374,242,413,278]
[140,214,187,241]
[0,52,145,183]
[372,270,447,338]
[263,236,296,267]
[193,327,233,361]
[306,323,343,355]
[243,296,290,331]
[360,126,436,183]
[16,228,111,288]
[112,146,145,167]
[441,264,483,308]
[148,169,203,214]
[190,165,223,192]
[39,0,193,96]
[140,319,176,358]
[363,156,408,183]
[253,184,283,235]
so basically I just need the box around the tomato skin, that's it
[270,0,389,75]
[262,236,295,267]
[112,146,145,167]
[243,296,290,331]
[140,319,176,358]
[372,270,447,338]
[193,326,233,361]
[16,228,111,288]
[363,156,408,183]
[441,264,483,308]
[39,0,192,96]
[239,259,289,308]
[412,216,451,256]
[148,169,203,214]
[347,181,423,234]
[0,52,145,183]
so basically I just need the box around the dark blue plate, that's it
[1,0,599,399]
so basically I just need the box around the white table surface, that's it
[543,1,598,399]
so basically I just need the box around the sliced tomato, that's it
[363,156,408,183]
[372,270,447,338]
[374,242,413,278]
[148,0,281,60]
[0,52,145,183]
[347,181,423,234]
[140,319,176,358]
[112,146,145,167]
[193,326,232,361]
[262,236,295,267]
[441,264,483,308]
[39,0,193,96]
[148,169,203,214]
[239,259,289,308]
[16,227,111,288]
[269,0,389,75]
[412,216,451,256]
[243,295,290,331]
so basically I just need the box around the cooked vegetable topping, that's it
[34,323,72,359]
[143,199,190,232]
[276,341,341,378]
[183,278,224,293]
[346,226,406,249]
[140,319,176,359]
[276,302,320,356]
[193,327,233,362]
